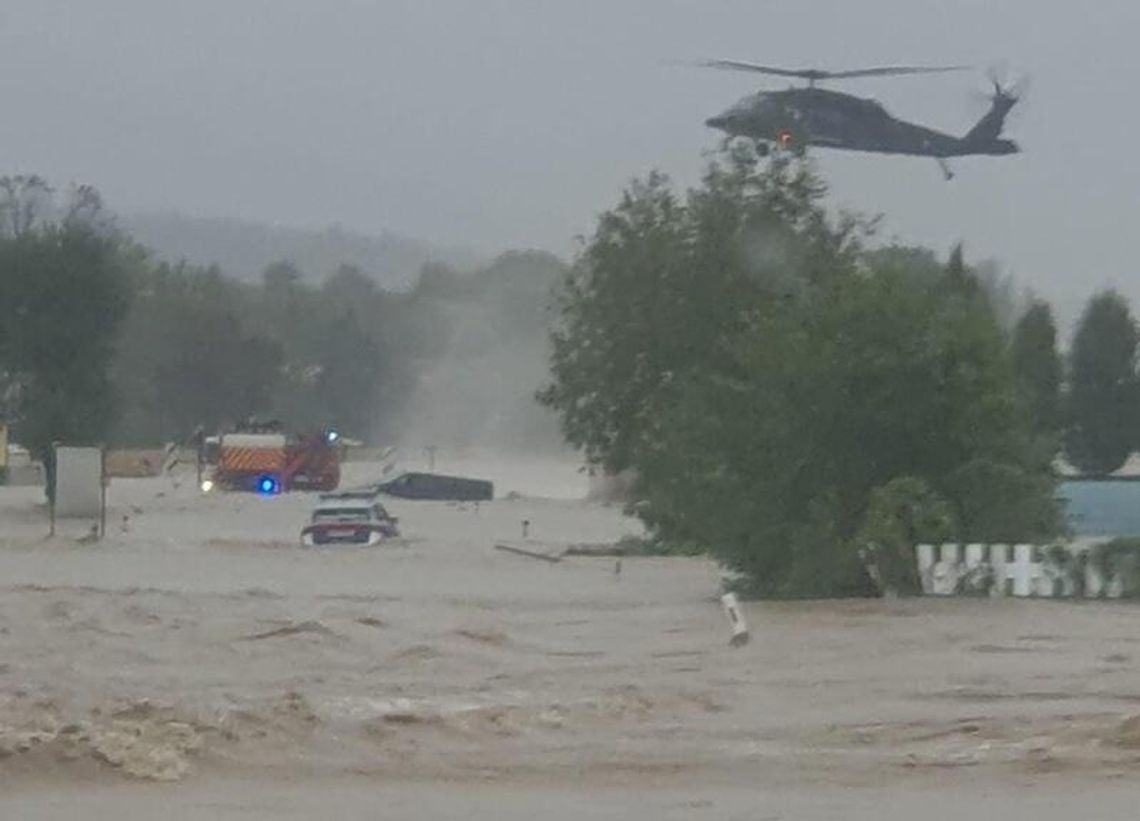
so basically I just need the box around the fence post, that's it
[99,445,107,539]
[48,442,58,538]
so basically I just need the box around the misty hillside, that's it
[122,212,480,289]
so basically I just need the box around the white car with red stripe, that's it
[300,492,400,547]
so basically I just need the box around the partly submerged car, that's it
[300,492,400,546]
[377,471,493,502]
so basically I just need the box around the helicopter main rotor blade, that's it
[697,60,825,80]
[696,60,968,82]
[825,65,969,79]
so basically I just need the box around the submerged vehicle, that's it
[207,432,287,493]
[377,472,494,502]
[300,491,400,546]
[284,431,341,491]
[204,423,340,494]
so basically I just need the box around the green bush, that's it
[856,477,956,595]
[1090,538,1140,598]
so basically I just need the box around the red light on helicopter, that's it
[778,130,794,147]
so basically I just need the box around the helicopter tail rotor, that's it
[963,67,1025,147]
[976,64,1029,109]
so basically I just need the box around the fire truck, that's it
[202,420,341,494]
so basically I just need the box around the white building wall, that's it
[54,446,103,518]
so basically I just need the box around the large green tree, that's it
[1065,290,1140,475]
[539,171,692,471]
[0,177,132,478]
[542,149,1059,596]
[540,149,867,472]
[1012,299,1062,440]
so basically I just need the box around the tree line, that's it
[539,146,1140,596]
[0,176,563,472]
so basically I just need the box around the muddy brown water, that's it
[4,460,1140,817]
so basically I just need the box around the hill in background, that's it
[122,211,480,289]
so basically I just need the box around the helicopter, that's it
[699,61,1020,180]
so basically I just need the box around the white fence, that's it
[915,542,1125,599]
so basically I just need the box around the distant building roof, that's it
[1054,453,1140,480]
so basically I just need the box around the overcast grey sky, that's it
[1,0,1137,325]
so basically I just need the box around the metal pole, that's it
[48,443,56,538]
[194,426,204,488]
[99,445,107,539]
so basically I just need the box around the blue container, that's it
[1059,480,1140,537]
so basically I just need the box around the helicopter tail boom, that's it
[962,81,1018,145]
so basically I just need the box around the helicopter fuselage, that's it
[705,87,1017,158]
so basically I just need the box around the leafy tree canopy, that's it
[1065,290,1140,475]
[0,177,133,469]
[1012,299,1062,440]
[542,148,1060,596]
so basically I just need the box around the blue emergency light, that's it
[256,474,280,495]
